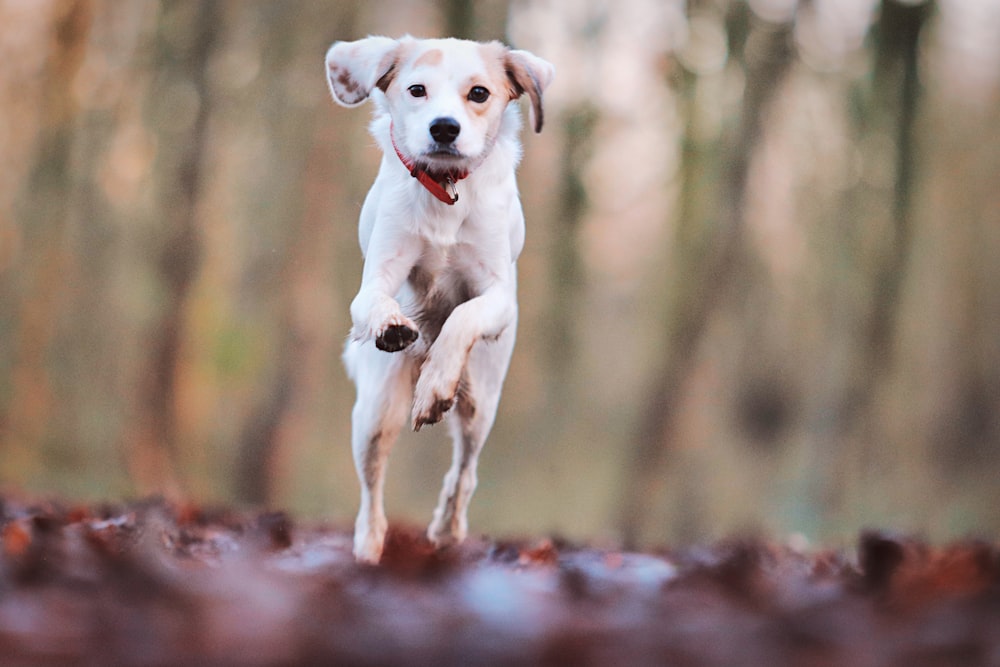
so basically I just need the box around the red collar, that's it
[390,123,468,205]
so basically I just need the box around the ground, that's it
[0,496,998,666]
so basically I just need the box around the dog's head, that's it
[326,36,554,173]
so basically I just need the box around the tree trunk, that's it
[621,4,797,547]
[128,0,218,497]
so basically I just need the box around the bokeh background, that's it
[1,0,998,547]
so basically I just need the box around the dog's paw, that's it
[412,395,455,431]
[352,294,419,352]
[375,322,419,352]
[411,371,459,431]
[427,516,467,548]
[353,515,387,564]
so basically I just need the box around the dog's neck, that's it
[389,122,469,205]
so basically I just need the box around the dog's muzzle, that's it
[390,121,468,205]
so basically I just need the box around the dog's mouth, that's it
[424,144,464,159]
[417,145,471,178]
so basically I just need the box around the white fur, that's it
[326,36,553,563]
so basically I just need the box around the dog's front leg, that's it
[411,281,516,430]
[350,229,422,352]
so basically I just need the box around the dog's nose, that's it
[429,117,461,145]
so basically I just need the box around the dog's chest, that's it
[406,243,480,343]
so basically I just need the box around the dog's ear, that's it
[505,50,555,133]
[326,36,401,107]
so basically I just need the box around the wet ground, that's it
[1,496,998,666]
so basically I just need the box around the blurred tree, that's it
[861,0,931,400]
[1,0,94,479]
[127,0,218,497]
[234,0,362,505]
[439,0,508,41]
[441,0,474,39]
[543,104,598,424]
[809,0,933,515]
[621,1,797,546]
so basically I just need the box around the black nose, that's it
[429,117,461,145]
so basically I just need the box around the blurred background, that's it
[1,0,998,547]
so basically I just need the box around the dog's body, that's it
[325,36,553,563]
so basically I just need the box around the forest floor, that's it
[0,496,998,666]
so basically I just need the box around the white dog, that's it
[325,36,554,563]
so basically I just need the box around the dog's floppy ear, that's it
[326,36,401,107]
[505,49,555,134]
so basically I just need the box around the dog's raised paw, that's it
[412,396,455,431]
[376,324,419,352]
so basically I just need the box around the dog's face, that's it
[384,39,514,171]
[326,36,554,174]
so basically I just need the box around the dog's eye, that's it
[408,84,427,98]
[468,86,490,104]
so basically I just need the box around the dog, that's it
[325,36,554,563]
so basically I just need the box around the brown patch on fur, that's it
[463,85,496,121]
[478,41,515,100]
[375,64,397,93]
[329,63,364,104]
[362,431,383,486]
[456,384,477,421]
[376,39,413,94]
[413,48,444,68]
[408,265,475,345]
[478,42,507,67]
[465,42,515,122]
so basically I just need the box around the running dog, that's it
[325,36,554,563]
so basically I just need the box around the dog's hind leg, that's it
[427,324,516,548]
[344,340,415,563]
